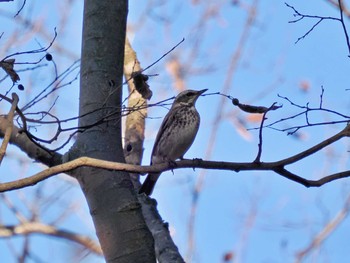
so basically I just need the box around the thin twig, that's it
[142,38,185,73]
[106,38,185,101]
[254,103,277,163]
[286,2,350,55]
[14,0,27,18]
[2,28,57,62]
[261,92,350,134]
[337,0,350,56]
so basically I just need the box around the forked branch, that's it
[1,123,349,193]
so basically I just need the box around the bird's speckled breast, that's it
[152,105,200,163]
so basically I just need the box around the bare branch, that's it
[263,93,350,134]
[286,2,350,55]
[2,28,57,62]
[337,0,350,56]
[106,38,184,102]
[1,123,349,192]
[21,59,80,111]
[294,193,350,263]
[0,194,27,223]
[0,116,62,167]
[0,222,102,255]
[14,0,26,18]
[326,0,350,18]
[274,124,348,166]
[254,103,278,163]
[138,195,185,263]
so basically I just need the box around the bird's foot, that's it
[168,159,177,175]
[192,158,202,171]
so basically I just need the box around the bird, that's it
[139,89,207,196]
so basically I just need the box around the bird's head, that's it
[173,89,208,107]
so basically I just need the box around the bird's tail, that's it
[139,173,161,196]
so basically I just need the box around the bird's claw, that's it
[167,159,177,175]
[192,158,202,171]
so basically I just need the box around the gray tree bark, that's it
[67,1,155,262]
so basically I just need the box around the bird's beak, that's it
[198,89,208,95]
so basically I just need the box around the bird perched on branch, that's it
[139,89,207,196]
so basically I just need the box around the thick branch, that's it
[1,118,349,194]
[1,147,350,193]
[139,195,185,263]
[273,123,349,166]
[0,117,62,167]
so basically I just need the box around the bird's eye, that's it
[186,92,194,96]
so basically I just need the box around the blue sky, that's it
[0,1,350,263]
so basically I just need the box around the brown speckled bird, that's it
[139,89,207,196]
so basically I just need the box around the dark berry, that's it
[45,53,53,61]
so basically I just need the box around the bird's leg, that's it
[167,159,177,175]
[191,158,202,171]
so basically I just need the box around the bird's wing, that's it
[150,105,183,162]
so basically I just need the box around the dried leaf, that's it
[232,98,282,113]
[131,71,152,100]
[0,59,20,83]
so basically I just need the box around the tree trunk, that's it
[67,1,155,262]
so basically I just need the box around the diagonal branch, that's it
[0,221,102,255]
[273,124,349,166]
[294,193,350,263]
[0,117,62,167]
[138,195,185,263]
